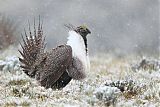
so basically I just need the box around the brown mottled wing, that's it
[52,57,85,89]
[36,45,72,89]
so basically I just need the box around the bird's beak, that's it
[87,29,91,34]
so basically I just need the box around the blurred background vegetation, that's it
[0,0,159,56]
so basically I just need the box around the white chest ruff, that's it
[67,31,90,72]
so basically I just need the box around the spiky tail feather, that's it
[19,18,46,78]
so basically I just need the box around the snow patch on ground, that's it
[0,53,160,107]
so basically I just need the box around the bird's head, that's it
[64,24,91,38]
[65,24,91,54]
[74,25,91,38]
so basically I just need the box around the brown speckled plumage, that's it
[67,57,86,80]
[19,20,91,90]
[19,21,72,89]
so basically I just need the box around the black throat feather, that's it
[74,30,88,55]
[82,36,88,54]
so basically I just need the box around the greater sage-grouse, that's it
[19,20,91,89]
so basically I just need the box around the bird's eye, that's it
[81,29,86,33]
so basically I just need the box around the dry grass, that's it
[0,51,160,107]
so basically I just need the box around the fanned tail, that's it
[19,18,46,78]
[19,18,75,90]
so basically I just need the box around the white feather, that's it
[67,31,90,72]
